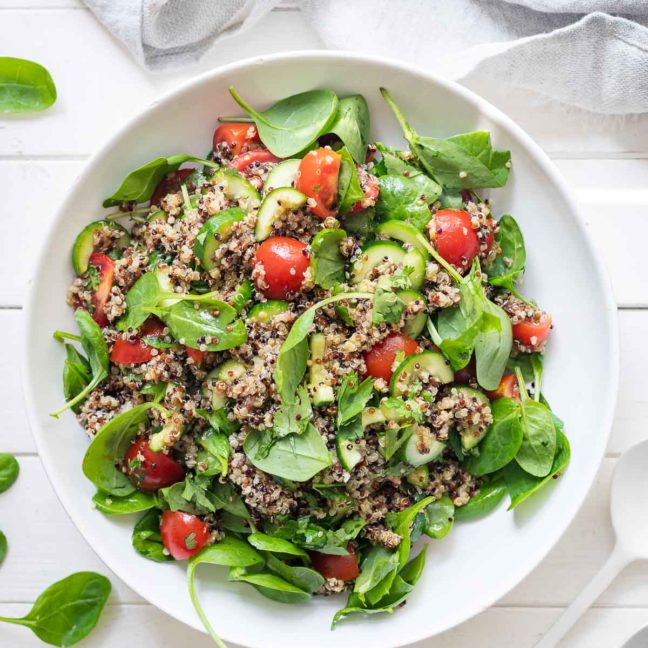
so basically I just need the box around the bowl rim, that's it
[22,49,619,646]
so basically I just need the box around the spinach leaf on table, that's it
[92,489,158,515]
[0,57,56,113]
[454,481,507,521]
[0,530,6,565]
[324,94,370,163]
[229,86,339,158]
[0,453,19,493]
[381,88,511,189]
[337,146,365,214]
[487,214,526,291]
[375,174,435,231]
[62,344,91,413]
[132,509,172,562]
[0,572,111,647]
[310,228,347,290]
[116,271,163,331]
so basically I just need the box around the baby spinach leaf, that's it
[228,570,311,604]
[439,188,465,209]
[248,532,308,558]
[310,228,347,289]
[265,554,324,593]
[52,310,109,418]
[506,352,541,384]
[62,344,91,413]
[196,407,239,436]
[464,397,523,476]
[502,428,570,509]
[375,174,435,231]
[354,546,400,596]
[0,530,6,564]
[474,299,513,391]
[82,402,158,497]
[386,496,434,568]
[381,88,511,189]
[0,572,111,646]
[324,94,369,163]
[244,423,332,482]
[132,509,172,562]
[116,272,163,331]
[195,430,230,478]
[229,87,339,158]
[454,481,507,521]
[92,489,158,515]
[337,147,365,214]
[420,495,455,539]
[0,453,19,493]
[103,154,217,207]
[148,300,247,352]
[488,215,526,290]
[337,372,375,428]
[0,57,56,113]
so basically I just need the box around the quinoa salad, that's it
[53,87,569,638]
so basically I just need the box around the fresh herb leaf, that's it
[0,453,19,493]
[229,87,339,158]
[273,516,365,555]
[132,509,172,562]
[62,344,91,413]
[372,273,411,326]
[0,57,56,113]
[337,147,365,214]
[116,272,162,331]
[324,95,369,164]
[337,372,375,428]
[0,572,111,646]
[92,489,158,515]
[310,228,347,290]
[487,215,526,290]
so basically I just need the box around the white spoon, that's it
[536,440,648,647]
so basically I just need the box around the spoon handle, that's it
[535,545,632,647]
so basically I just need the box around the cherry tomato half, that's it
[150,168,193,207]
[160,510,210,560]
[432,209,480,270]
[229,148,280,173]
[295,148,341,219]
[512,313,553,349]
[110,318,165,365]
[254,236,310,300]
[310,545,359,581]
[88,252,114,327]
[213,122,261,157]
[351,171,380,213]
[124,438,186,492]
[486,374,520,402]
[364,332,419,382]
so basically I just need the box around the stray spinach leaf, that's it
[0,572,111,647]
[92,489,158,515]
[310,228,347,290]
[337,147,365,214]
[132,509,171,562]
[0,57,56,113]
[324,95,369,163]
[229,87,339,158]
[0,530,6,564]
[488,215,526,290]
[0,453,19,493]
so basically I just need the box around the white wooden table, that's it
[2,3,648,647]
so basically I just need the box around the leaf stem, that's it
[187,565,227,648]
[380,87,416,140]
[53,330,82,343]
[50,373,105,418]
[415,233,464,284]
[514,367,530,401]
[0,615,25,626]
[218,115,254,124]
[228,86,262,123]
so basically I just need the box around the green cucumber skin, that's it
[390,351,454,397]
[248,300,290,323]
[351,240,406,284]
[255,187,308,241]
[71,221,130,275]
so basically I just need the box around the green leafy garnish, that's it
[0,57,56,113]
[0,453,20,493]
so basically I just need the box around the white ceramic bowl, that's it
[23,52,618,648]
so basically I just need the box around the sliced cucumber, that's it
[147,209,168,223]
[255,187,308,241]
[201,360,246,410]
[454,386,491,450]
[398,290,428,339]
[229,280,253,313]
[71,220,130,275]
[376,220,432,259]
[194,207,246,271]
[362,406,386,429]
[248,300,290,324]
[391,351,454,397]
[308,333,334,407]
[401,425,446,467]
[350,240,406,285]
[336,433,362,471]
[403,248,426,290]
[406,465,430,488]
[263,159,301,194]
[211,170,260,212]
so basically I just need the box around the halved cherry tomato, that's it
[351,171,380,213]
[150,168,193,207]
[254,236,310,300]
[487,374,520,402]
[88,252,114,327]
[512,313,553,349]
[295,147,341,219]
[110,318,165,365]
[160,510,210,560]
[213,122,261,156]
[229,148,280,173]
[310,545,359,581]
[186,347,206,366]
[432,209,480,270]
[124,438,185,492]
[364,332,419,382]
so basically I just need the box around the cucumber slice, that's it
[454,386,491,450]
[255,187,308,241]
[401,425,446,467]
[263,159,301,194]
[308,333,334,407]
[398,290,428,338]
[201,360,246,410]
[229,280,253,313]
[350,240,406,284]
[248,300,290,324]
[211,170,260,212]
[403,248,426,290]
[406,465,430,488]
[390,351,454,397]
[194,207,246,271]
[376,220,432,259]
[71,220,130,275]
[362,406,386,429]
[336,433,362,471]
